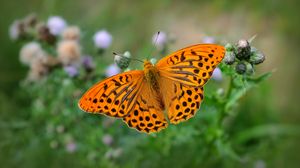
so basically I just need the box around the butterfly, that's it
[78,44,225,133]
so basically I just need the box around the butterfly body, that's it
[79,44,225,133]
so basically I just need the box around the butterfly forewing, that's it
[156,44,225,87]
[78,70,144,117]
[157,44,225,124]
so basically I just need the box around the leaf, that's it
[234,124,300,144]
[225,72,272,112]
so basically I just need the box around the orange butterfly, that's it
[78,44,225,133]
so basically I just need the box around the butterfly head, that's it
[143,60,154,70]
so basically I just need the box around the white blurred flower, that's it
[47,16,67,35]
[102,134,113,146]
[62,26,80,41]
[93,30,112,49]
[212,67,222,81]
[57,40,81,66]
[20,42,46,66]
[152,31,167,50]
[65,141,77,153]
[105,64,121,77]
[202,36,215,44]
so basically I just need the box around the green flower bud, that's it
[225,43,235,52]
[114,51,131,69]
[236,39,251,60]
[235,62,247,74]
[249,47,265,65]
[245,61,254,75]
[224,51,235,65]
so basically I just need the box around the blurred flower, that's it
[56,125,65,133]
[50,140,58,149]
[254,160,266,168]
[65,141,77,153]
[93,30,112,49]
[19,42,46,65]
[211,67,222,81]
[202,36,215,44]
[105,148,123,159]
[57,40,81,66]
[105,64,121,77]
[64,65,79,77]
[62,26,80,41]
[47,16,67,35]
[236,39,251,60]
[81,56,95,72]
[36,23,56,44]
[114,51,131,69]
[102,134,114,146]
[152,31,167,50]
[24,13,37,28]
[9,20,25,40]
[27,56,49,81]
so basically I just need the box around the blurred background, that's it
[0,0,299,167]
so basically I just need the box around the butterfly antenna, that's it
[113,52,143,63]
[147,31,160,60]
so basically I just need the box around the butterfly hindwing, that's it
[78,70,144,118]
[123,82,168,133]
[156,44,225,87]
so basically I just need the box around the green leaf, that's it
[234,124,300,144]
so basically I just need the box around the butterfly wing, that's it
[78,70,145,117]
[156,44,225,87]
[79,70,168,133]
[157,44,225,124]
[122,81,168,133]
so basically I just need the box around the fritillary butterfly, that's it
[78,44,225,133]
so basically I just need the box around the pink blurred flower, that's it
[105,64,121,77]
[152,31,167,50]
[64,65,79,77]
[102,134,113,146]
[212,67,222,81]
[47,16,67,35]
[65,141,77,153]
[93,30,112,49]
[202,36,215,44]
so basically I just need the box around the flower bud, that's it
[249,47,265,65]
[114,51,131,69]
[245,61,254,75]
[225,43,235,52]
[236,39,251,60]
[36,23,56,44]
[235,62,247,74]
[224,51,235,65]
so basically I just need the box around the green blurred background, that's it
[0,0,299,167]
